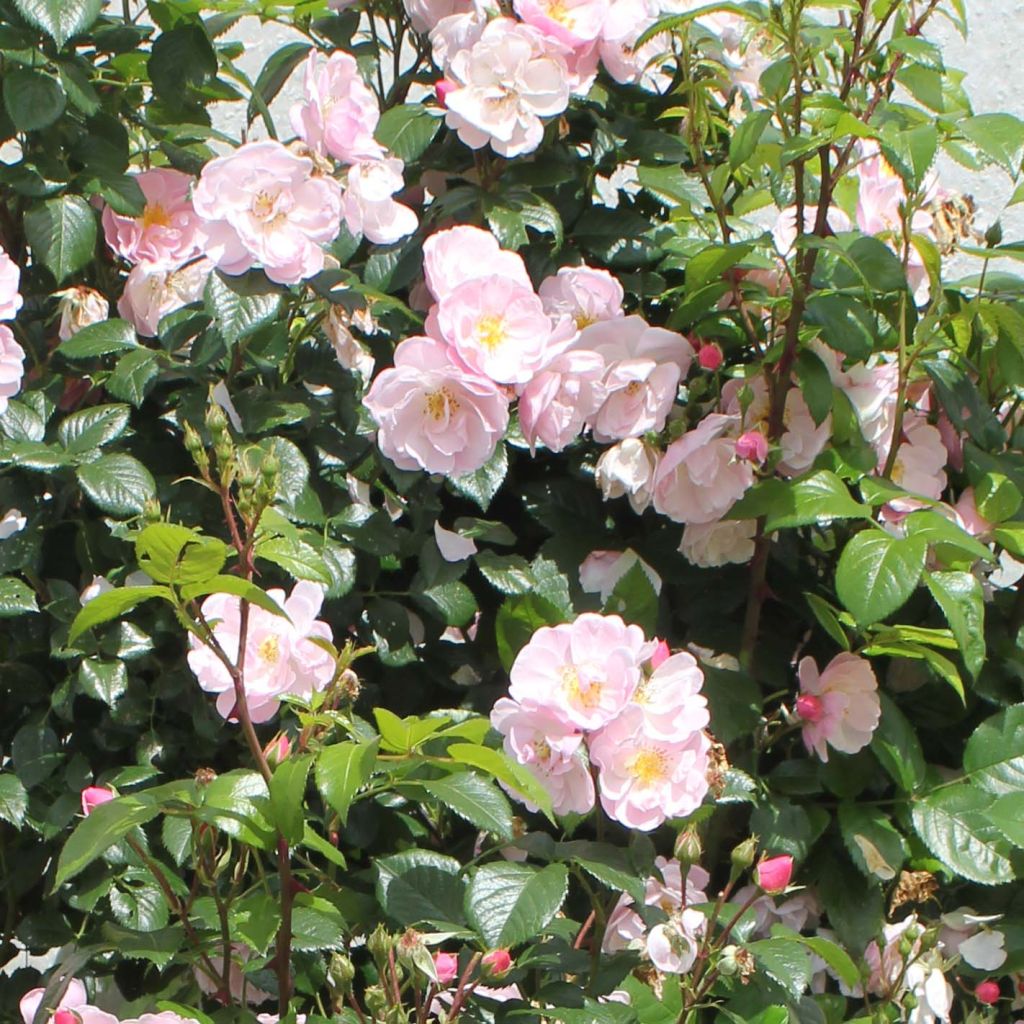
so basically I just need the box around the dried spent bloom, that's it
[797,652,881,763]
[55,286,109,342]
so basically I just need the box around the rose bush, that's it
[2,0,1024,1023]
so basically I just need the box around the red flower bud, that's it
[736,430,768,465]
[435,79,455,108]
[795,693,824,723]
[482,949,512,976]
[434,951,459,985]
[80,786,115,816]
[755,854,794,894]
[697,343,724,371]
[54,1012,77,1024]
[975,980,1000,1005]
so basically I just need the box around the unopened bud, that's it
[755,854,793,894]
[434,951,459,986]
[368,924,394,965]
[718,945,740,977]
[328,952,355,997]
[435,79,455,108]
[261,453,280,484]
[674,828,702,866]
[795,693,824,723]
[736,430,768,465]
[985,220,1003,248]
[81,785,115,816]
[481,949,512,978]
[975,980,1000,1005]
[205,403,229,436]
[698,342,724,371]
[731,836,758,872]
[264,733,291,769]
[54,1012,77,1024]
[903,993,918,1011]
[364,985,388,1016]
[898,936,914,957]
[143,498,162,524]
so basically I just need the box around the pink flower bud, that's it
[80,786,115,816]
[482,949,512,976]
[795,693,824,723]
[264,733,291,768]
[735,430,768,465]
[755,854,793,894]
[697,343,723,371]
[975,980,1000,1005]
[434,951,459,985]
[54,1012,77,1024]
[650,639,671,670]
[435,79,455,108]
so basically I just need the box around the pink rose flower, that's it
[0,324,26,415]
[653,414,754,524]
[118,258,211,338]
[679,519,757,568]
[186,582,335,723]
[772,204,852,255]
[884,414,948,509]
[20,980,88,1024]
[421,225,531,302]
[628,651,709,743]
[55,286,109,342]
[518,348,606,452]
[341,157,418,245]
[578,316,694,441]
[508,612,648,731]
[589,705,710,830]
[131,1015,205,1024]
[290,51,384,165]
[435,274,561,384]
[444,18,571,157]
[756,854,794,894]
[0,245,23,321]
[364,336,509,476]
[538,264,624,328]
[599,0,672,93]
[101,168,203,269]
[80,785,115,816]
[434,951,460,985]
[192,140,342,285]
[406,0,474,33]
[490,697,595,814]
[735,430,768,465]
[797,652,881,762]
[0,507,26,540]
[513,0,609,48]
[579,549,661,604]
[595,438,660,513]
[646,908,706,973]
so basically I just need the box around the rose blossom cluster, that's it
[418,0,769,156]
[186,581,335,722]
[490,613,710,830]
[0,242,25,415]
[290,52,417,245]
[364,224,693,476]
[20,981,199,1024]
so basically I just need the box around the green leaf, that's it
[315,739,379,826]
[374,708,449,753]
[475,551,535,595]
[924,570,985,678]
[795,349,834,426]
[838,803,907,881]
[376,850,466,927]
[805,295,876,361]
[835,531,926,625]
[911,784,1015,885]
[106,348,159,406]
[964,703,1024,795]
[375,103,441,162]
[781,930,861,990]
[57,318,138,359]
[204,271,283,345]
[450,443,508,510]
[447,742,554,820]
[730,470,868,531]
[871,693,926,792]
[148,22,218,104]
[269,755,312,845]
[24,195,97,283]
[602,560,659,636]
[12,0,102,46]
[68,585,171,644]
[684,242,754,297]
[55,796,164,887]
[248,42,311,131]
[0,575,38,617]
[77,454,156,516]
[465,862,569,948]
[960,113,1024,176]
[418,580,478,627]
[495,593,566,672]
[422,772,516,840]
[987,792,1024,848]
[975,471,1022,523]
[12,720,60,788]
[746,937,812,998]
[3,68,65,132]
[198,769,273,849]
[78,658,127,705]
[58,404,130,455]
[0,773,29,827]
[904,509,994,564]
[749,798,828,862]
[256,535,332,586]
[729,109,773,169]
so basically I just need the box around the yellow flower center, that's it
[476,315,507,351]
[561,664,602,709]
[425,387,459,422]
[628,747,669,786]
[251,189,282,222]
[574,312,596,329]
[142,202,171,230]
[624,380,644,396]
[546,0,575,25]
[258,635,281,664]
[534,737,552,762]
